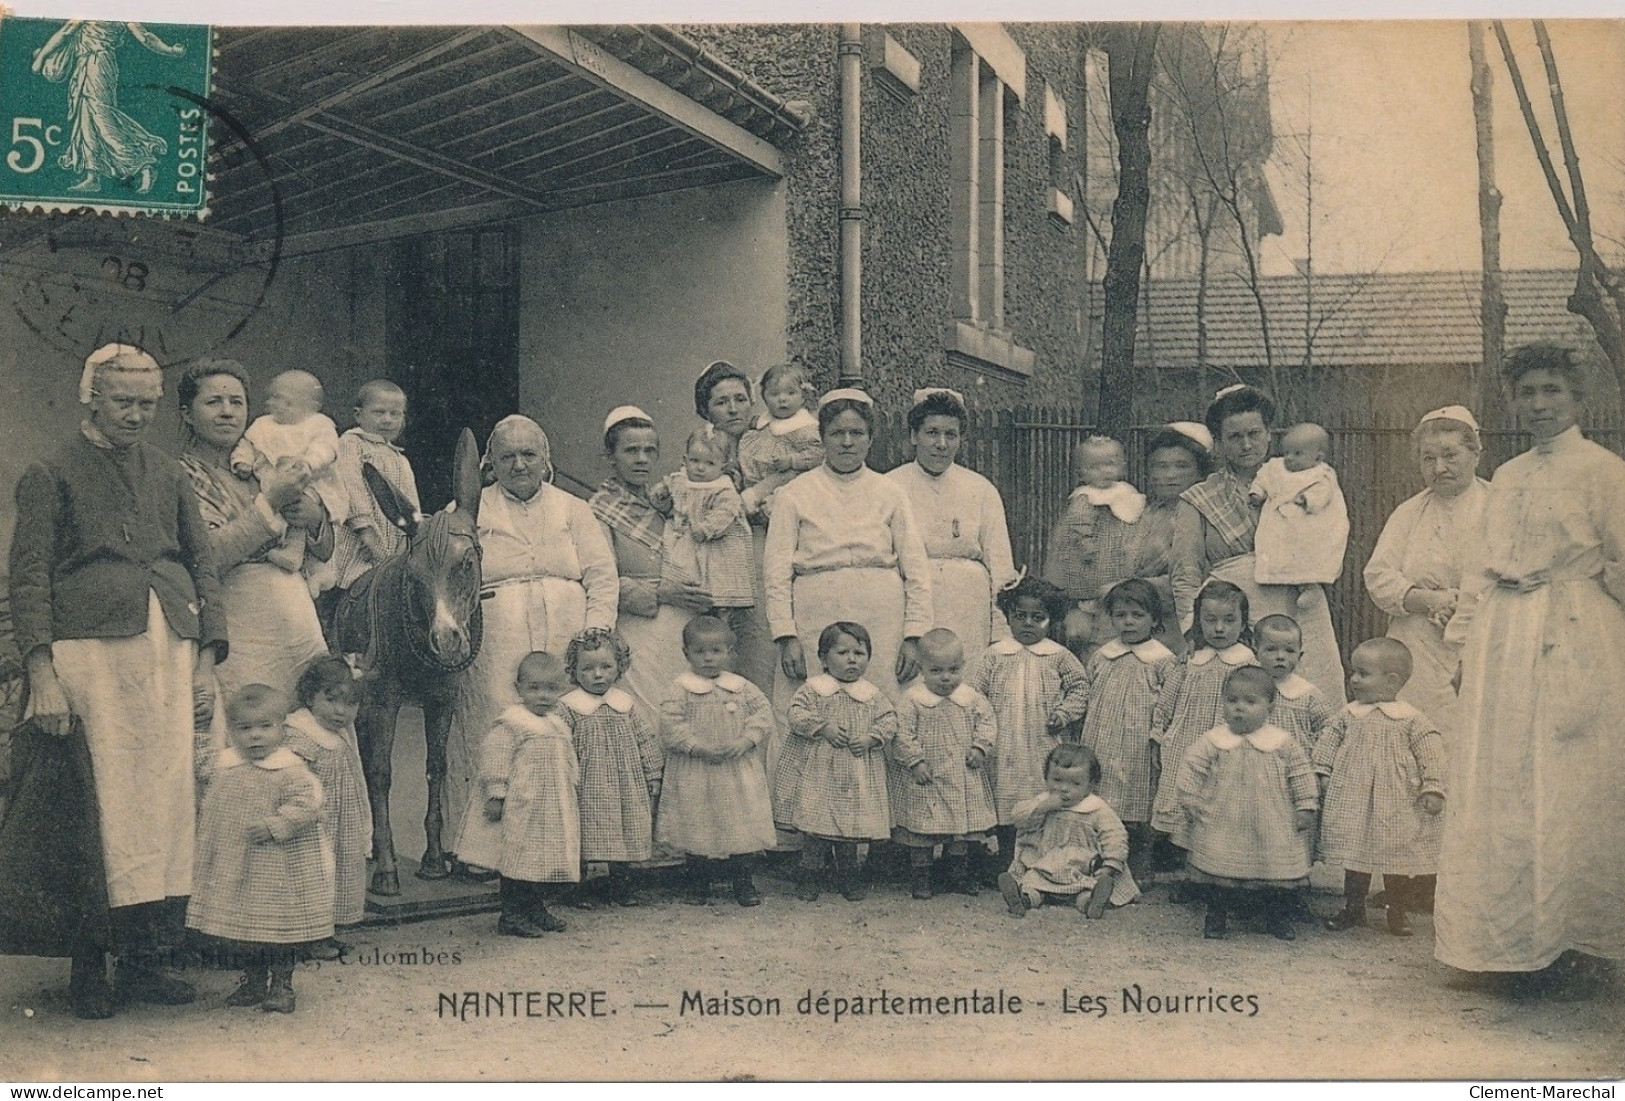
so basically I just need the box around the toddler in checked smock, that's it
[1249,423,1349,606]
[662,428,755,619]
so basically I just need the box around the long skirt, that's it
[730,526,777,694]
[214,563,328,704]
[1436,576,1625,971]
[446,576,587,854]
[929,556,1000,654]
[42,591,196,909]
[1386,613,1461,743]
[1211,555,1345,705]
[617,601,693,720]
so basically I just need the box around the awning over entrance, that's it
[208,25,807,257]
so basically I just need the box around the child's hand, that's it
[359,526,389,562]
[965,746,986,770]
[484,796,505,822]
[729,736,756,759]
[647,779,662,800]
[246,822,275,844]
[847,734,877,757]
[1420,792,1445,816]
[1083,871,1116,919]
[1294,808,1317,833]
[1315,774,1329,801]
[1046,709,1071,732]
[821,722,850,748]
[909,761,932,785]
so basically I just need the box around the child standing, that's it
[187,684,333,1013]
[662,428,755,628]
[562,628,662,907]
[1249,422,1350,609]
[968,575,1090,879]
[778,621,898,902]
[327,380,419,629]
[1078,579,1177,885]
[455,652,580,938]
[997,744,1140,919]
[245,370,347,590]
[887,628,997,899]
[1255,614,1337,756]
[283,655,372,959]
[657,616,776,907]
[1176,666,1319,940]
[1149,580,1256,864]
[1316,637,1447,937]
[1043,435,1145,654]
[737,363,823,518]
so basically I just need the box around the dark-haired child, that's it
[1079,579,1177,885]
[1176,666,1318,940]
[968,575,1090,876]
[998,743,1140,918]
[562,628,662,907]
[284,655,371,958]
[657,616,776,907]
[1255,614,1336,757]
[778,621,897,902]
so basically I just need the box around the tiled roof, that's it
[1129,267,1608,369]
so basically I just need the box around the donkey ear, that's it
[362,462,420,540]
[452,427,481,525]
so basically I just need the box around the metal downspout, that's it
[839,24,863,385]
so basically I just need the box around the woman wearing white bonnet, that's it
[1362,405,1489,743]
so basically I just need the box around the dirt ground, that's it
[1,860,1620,1083]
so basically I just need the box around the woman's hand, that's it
[247,822,275,844]
[895,638,921,685]
[1403,586,1456,620]
[1294,808,1317,833]
[192,650,217,730]
[656,576,714,614]
[25,650,72,738]
[965,745,986,771]
[1450,662,1463,695]
[281,489,326,530]
[1046,709,1071,732]
[779,637,807,681]
[647,779,662,800]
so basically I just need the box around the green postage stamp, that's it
[0,17,212,217]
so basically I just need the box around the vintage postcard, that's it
[0,6,1620,1085]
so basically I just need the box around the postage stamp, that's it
[0,17,212,217]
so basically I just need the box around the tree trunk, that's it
[1468,22,1506,425]
[1098,22,1160,435]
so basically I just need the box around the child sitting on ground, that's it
[245,369,347,590]
[187,684,333,1014]
[662,427,755,629]
[736,362,823,518]
[1043,435,1145,654]
[1249,422,1350,609]
[998,744,1140,919]
[455,652,581,938]
[1176,666,1319,941]
[1316,637,1447,938]
[887,628,998,899]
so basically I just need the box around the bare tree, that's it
[1468,22,1507,422]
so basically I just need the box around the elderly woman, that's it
[883,387,1015,654]
[177,359,330,705]
[591,406,712,716]
[1125,423,1212,653]
[1437,343,1625,990]
[1361,406,1488,741]
[445,414,618,863]
[4,345,221,1018]
[764,388,933,703]
[693,360,777,692]
[1173,385,1345,701]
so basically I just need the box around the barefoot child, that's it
[1316,637,1447,937]
[779,621,897,902]
[887,628,997,899]
[455,652,580,938]
[283,655,372,959]
[1176,666,1319,940]
[657,616,776,907]
[1249,422,1350,609]
[968,576,1090,879]
[1255,614,1336,757]
[998,744,1140,919]
[737,363,823,518]
[187,685,333,1013]
[1079,579,1177,885]
[562,628,662,907]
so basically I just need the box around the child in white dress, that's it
[245,369,347,590]
[455,652,580,938]
[1250,422,1350,608]
[737,363,823,518]
[188,684,333,1014]
[778,621,898,902]
[998,744,1140,919]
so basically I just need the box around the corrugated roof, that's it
[1130,267,1608,369]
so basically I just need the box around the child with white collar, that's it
[1148,580,1256,877]
[1043,435,1146,654]
[778,621,898,902]
[1315,637,1446,938]
[187,685,333,1014]
[657,616,776,907]
[1078,579,1177,886]
[998,744,1140,919]
[662,428,755,618]
[1255,614,1336,756]
[967,576,1090,880]
[736,363,823,518]
[886,628,998,899]
[1176,666,1319,940]
[562,628,662,908]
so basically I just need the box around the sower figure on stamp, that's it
[1,344,222,1019]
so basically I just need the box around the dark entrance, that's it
[385,226,520,511]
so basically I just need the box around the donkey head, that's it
[362,427,483,668]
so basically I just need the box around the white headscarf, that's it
[80,343,160,404]
[483,414,554,483]
[603,405,653,436]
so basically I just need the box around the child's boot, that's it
[682,857,714,905]
[607,863,639,907]
[944,842,978,895]
[729,855,762,907]
[997,872,1030,918]
[497,876,545,937]
[1324,870,1370,932]
[1266,890,1297,940]
[531,884,568,932]
[1203,891,1229,939]
[795,845,824,902]
[834,842,867,902]
[1385,875,1413,937]
[261,957,295,1014]
[226,966,270,1007]
[908,849,934,900]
